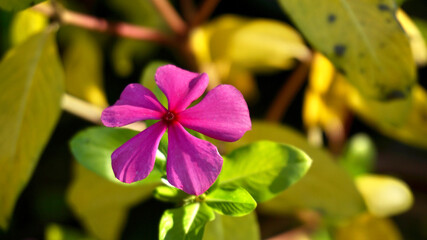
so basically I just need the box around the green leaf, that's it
[0,28,64,229]
[278,0,416,100]
[203,212,260,240]
[0,0,45,11]
[220,141,312,203]
[339,133,376,177]
[205,187,256,216]
[70,126,163,184]
[217,121,366,220]
[67,163,157,240]
[159,203,215,240]
[154,185,189,203]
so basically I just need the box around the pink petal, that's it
[102,83,166,127]
[155,64,208,112]
[166,122,222,195]
[178,85,251,142]
[112,121,167,183]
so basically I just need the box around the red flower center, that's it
[163,111,176,122]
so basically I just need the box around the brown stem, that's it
[265,60,311,122]
[62,94,145,131]
[32,4,172,46]
[180,0,197,22]
[151,0,188,36]
[191,0,221,27]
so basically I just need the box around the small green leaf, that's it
[217,121,366,220]
[0,0,45,11]
[0,28,64,229]
[339,133,376,177]
[203,212,260,240]
[205,187,256,216]
[278,0,416,100]
[159,203,215,240]
[69,126,163,184]
[154,185,189,203]
[220,141,312,203]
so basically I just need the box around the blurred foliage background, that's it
[0,0,427,239]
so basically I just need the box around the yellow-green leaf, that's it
[63,30,108,108]
[0,28,64,229]
[67,163,158,240]
[278,0,416,100]
[10,8,47,46]
[355,174,413,217]
[203,212,260,240]
[217,121,365,220]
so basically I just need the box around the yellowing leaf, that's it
[217,121,365,220]
[67,163,158,240]
[305,52,427,149]
[355,174,413,217]
[279,0,416,100]
[45,224,95,240]
[10,8,47,46]
[190,15,309,101]
[397,9,427,66]
[0,28,64,229]
[348,84,427,149]
[192,15,309,72]
[63,30,108,108]
[335,213,402,240]
[203,212,260,240]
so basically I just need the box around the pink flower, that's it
[101,65,251,195]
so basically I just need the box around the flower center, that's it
[163,111,175,122]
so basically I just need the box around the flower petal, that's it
[178,84,251,142]
[167,122,222,195]
[112,122,167,183]
[155,64,208,112]
[102,83,166,127]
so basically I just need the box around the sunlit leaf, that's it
[339,133,376,177]
[205,187,256,216]
[356,174,413,217]
[67,163,157,240]
[220,141,312,203]
[159,203,215,240]
[45,224,94,240]
[63,30,108,107]
[10,8,47,46]
[218,121,365,220]
[279,0,416,100]
[69,126,163,184]
[0,0,44,11]
[397,9,427,66]
[335,213,403,240]
[203,212,260,240]
[0,28,64,229]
